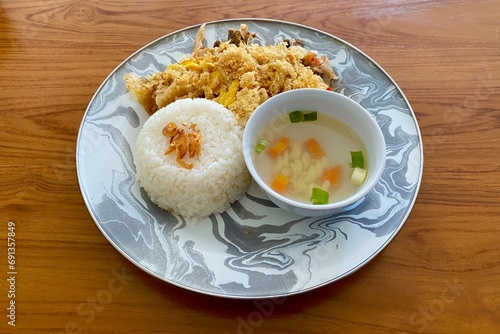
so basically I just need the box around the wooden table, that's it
[1,0,499,333]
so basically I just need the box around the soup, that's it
[253,110,368,205]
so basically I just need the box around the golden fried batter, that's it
[125,24,337,125]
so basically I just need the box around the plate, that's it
[76,19,423,299]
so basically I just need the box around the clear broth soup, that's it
[253,111,367,204]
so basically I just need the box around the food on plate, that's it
[134,98,251,219]
[252,110,367,205]
[130,24,341,218]
[124,24,338,125]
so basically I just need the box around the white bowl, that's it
[242,88,386,217]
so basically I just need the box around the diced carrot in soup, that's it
[304,138,325,159]
[322,165,341,187]
[267,137,290,157]
[271,174,289,193]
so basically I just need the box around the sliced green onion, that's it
[303,111,317,122]
[289,110,318,123]
[310,187,329,205]
[255,138,270,153]
[351,167,367,185]
[288,110,304,123]
[350,151,365,169]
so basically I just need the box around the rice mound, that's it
[134,98,251,219]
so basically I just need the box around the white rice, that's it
[134,98,251,219]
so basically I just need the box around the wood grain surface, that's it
[1,0,499,333]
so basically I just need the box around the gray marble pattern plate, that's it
[76,19,423,299]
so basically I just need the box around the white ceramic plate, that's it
[76,19,423,299]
